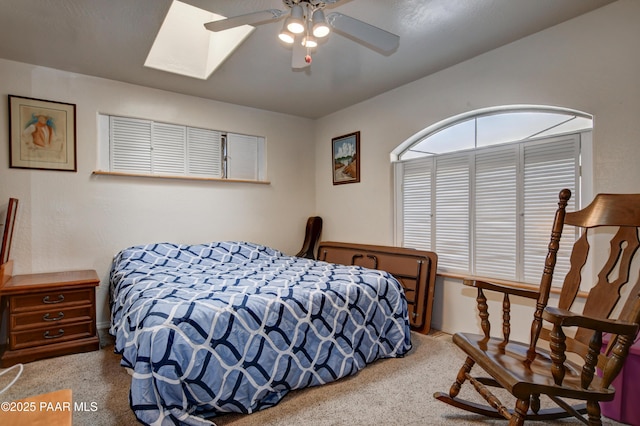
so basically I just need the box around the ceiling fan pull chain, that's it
[305,6,313,64]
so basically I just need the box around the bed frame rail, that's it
[317,241,437,334]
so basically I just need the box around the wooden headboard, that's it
[317,241,437,334]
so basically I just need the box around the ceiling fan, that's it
[204,0,400,69]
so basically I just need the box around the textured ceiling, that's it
[0,0,615,118]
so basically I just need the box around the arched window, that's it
[392,106,592,285]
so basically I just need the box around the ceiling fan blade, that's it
[292,36,311,69]
[326,12,400,54]
[204,9,285,32]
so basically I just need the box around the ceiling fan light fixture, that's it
[278,24,295,44]
[311,9,330,38]
[286,5,305,34]
[278,31,294,44]
[302,35,317,48]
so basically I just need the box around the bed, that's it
[109,241,435,425]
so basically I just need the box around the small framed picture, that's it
[9,95,77,172]
[332,131,360,185]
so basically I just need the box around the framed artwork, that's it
[332,131,360,185]
[9,95,77,171]
[0,198,18,265]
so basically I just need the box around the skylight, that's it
[144,1,254,80]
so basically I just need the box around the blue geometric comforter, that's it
[109,241,412,426]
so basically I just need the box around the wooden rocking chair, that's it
[434,189,640,425]
[296,216,323,260]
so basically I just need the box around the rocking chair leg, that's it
[586,400,602,426]
[509,398,530,426]
[531,394,541,414]
[450,356,475,398]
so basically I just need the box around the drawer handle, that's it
[43,312,65,321]
[44,329,65,339]
[43,294,65,304]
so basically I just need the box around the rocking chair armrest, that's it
[543,307,640,335]
[463,278,540,300]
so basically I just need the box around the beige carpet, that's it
[0,332,626,425]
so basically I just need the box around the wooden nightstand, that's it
[0,270,100,367]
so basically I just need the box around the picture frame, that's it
[332,131,360,185]
[9,95,77,172]
[0,198,18,265]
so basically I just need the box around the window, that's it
[393,107,592,285]
[98,114,266,181]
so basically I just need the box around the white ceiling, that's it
[0,0,615,119]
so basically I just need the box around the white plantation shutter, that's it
[435,153,470,273]
[152,122,186,175]
[105,115,251,180]
[398,133,580,284]
[523,136,578,285]
[187,127,222,178]
[110,117,152,173]
[227,133,258,180]
[474,146,518,279]
[402,158,433,249]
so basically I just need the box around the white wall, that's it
[314,0,640,338]
[0,60,316,327]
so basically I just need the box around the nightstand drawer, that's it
[0,269,100,367]
[10,305,94,330]
[9,321,95,350]
[9,288,94,312]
